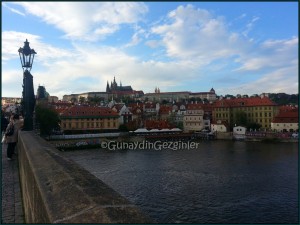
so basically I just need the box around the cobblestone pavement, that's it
[2,143,25,224]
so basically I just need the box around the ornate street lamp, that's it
[18,39,37,130]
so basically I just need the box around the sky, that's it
[2,1,298,99]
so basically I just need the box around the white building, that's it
[271,110,298,132]
[233,126,246,140]
[183,103,204,132]
[211,120,229,133]
[111,103,132,125]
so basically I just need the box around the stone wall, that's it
[215,132,233,140]
[17,131,151,223]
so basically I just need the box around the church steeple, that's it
[112,76,117,90]
[106,81,110,92]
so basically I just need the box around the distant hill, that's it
[269,93,299,106]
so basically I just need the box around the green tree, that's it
[119,124,128,131]
[162,99,169,104]
[202,98,209,103]
[35,105,60,137]
[247,122,262,131]
[234,111,248,126]
[79,96,85,104]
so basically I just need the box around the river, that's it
[61,140,298,223]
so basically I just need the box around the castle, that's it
[106,76,133,93]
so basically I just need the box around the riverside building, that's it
[59,106,119,133]
[212,96,279,130]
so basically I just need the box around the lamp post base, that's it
[23,117,33,131]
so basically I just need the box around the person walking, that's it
[5,114,23,160]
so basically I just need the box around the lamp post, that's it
[18,39,37,131]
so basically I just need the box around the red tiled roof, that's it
[144,120,174,129]
[53,107,68,114]
[186,103,203,110]
[211,120,229,128]
[60,106,118,117]
[279,105,298,112]
[128,103,144,108]
[272,118,298,123]
[110,90,135,95]
[144,91,190,95]
[144,103,156,108]
[159,105,172,114]
[133,90,144,94]
[128,106,143,115]
[112,104,125,112]
[213,97,277,108]
[272,110,298,123]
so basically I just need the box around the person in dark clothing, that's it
[5,114,23,160]
[1,113,9,134]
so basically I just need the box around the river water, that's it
[61,140,298,223]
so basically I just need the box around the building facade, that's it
[271,110,298,132]
[211,120,229,133]
[59,106,119,132]
[183,103,204,132]
[212,97,279,130]
[189,88,217,102]
[143,88,217,103]
[62,92,108,103]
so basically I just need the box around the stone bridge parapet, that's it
[17,131,151,223]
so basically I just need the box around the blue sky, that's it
[2,2,298,99]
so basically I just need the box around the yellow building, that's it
[59,106,119,132]
[212,97,279,130]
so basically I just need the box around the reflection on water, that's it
[62,141,298,223]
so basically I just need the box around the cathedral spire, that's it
[106,81,110,92]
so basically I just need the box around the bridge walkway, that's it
[1,142,25,223]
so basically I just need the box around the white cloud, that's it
[2,32,198,99]
[242,16,260,37]
[2,31,40,61]
[2,2,26,16]
[151,4,243,64]
[235,36,298,71]
[145,40,161,48]
[124,25,146,48]
[219,65,298,95]
[2,31,74,63]
[12,2,148,41]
